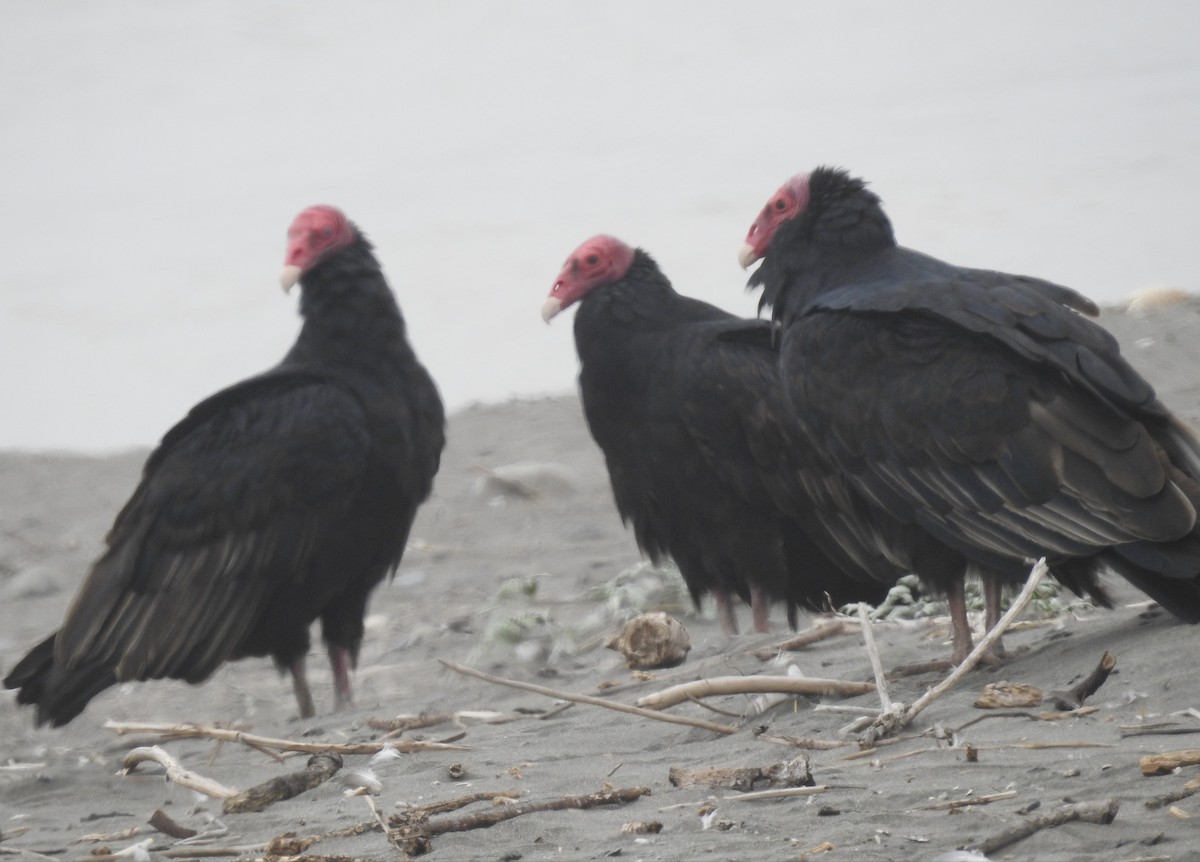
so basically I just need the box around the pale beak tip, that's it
[737,243,761,271]
[280,264,302,293]
[540,296,563,324]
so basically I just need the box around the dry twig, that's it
[668,754,812,791]
[105,720,468,755]
[922,789,1018,810]
[121,745,238,799]
[222,753,343,814]
[388,785,650,855]
[966,798,1120,855]
[1121,722,1200,738]
[1049,651,1116,710]
[754,618,857,658]
[1140,749,1200,776]
[860,558,1048,746]
[1145,774,1200,810]
[635,675,874,710]
[438,658,737,735]
[148,809,196,839]
[857,603,892,711]
[723,785,832,801]
[755,733,848,751]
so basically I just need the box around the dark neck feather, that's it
[285,232,413,371]
[572,249,678,349]
[750,168,896,323]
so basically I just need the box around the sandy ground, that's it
[3,299,1200,861]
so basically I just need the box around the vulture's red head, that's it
[542,235,636,322]
[738,172,811,269]
[281,205,357,291]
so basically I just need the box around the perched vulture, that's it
[542,235,886,634]
[4,205,444,726]
[739,166,1200,660]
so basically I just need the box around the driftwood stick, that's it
[222,753,343,814]
[1139,749,1200,776]
[635,675,874,710]
[1049,651,1116,710]
[105,720,468,755]
[121,745,238,799]
[723,785,831,802]
[858,602,892,711]
[668,755,812,791]
[401,790,524,819]
[438,659,737,735]
[922,790,1018,810]
[148,809,197,839]
[754,619,857,658]
[1121,722,1200,738]
[414,787,649,836]
[861,558,1048,745]
[756,733,848,751]
[1145,778,1200,810]
[388,786,650,854]
[966,798,1120,855]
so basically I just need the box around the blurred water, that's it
[2,0,1198,451]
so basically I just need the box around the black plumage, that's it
[543,235,885,634]
[4,205,444,726]
[739,167,1200,659]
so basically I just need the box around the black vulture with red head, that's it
[739,167,1200,660]
[543,234,886,634]
[4,205,444,725]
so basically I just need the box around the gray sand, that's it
[3,300,1200,861]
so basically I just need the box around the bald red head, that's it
[738,172,811,269]
[280,205,356,291]
[542,235,636,322]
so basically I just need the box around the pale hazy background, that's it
[2,1,1198,451]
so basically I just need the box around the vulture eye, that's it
[585,254,599,266]
[774,199,787,211]
[322,227,333,237]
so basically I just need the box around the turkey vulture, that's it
[542,235,885,634]
[4,205,445,726]
[738,167,1200,661]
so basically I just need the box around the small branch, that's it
[966,798,1120,855]
[668,755,812,792]
[388,786,650,855]
[438,659,737,735]
[922,790,1018,810]
[1049,651,1116,710]
[1145,780,1200,810]
[755,618,856,657]
[1140,749,1200,776]
[755,733,848,751]
[148,809,196,840]
[1121,722,1200,738]
[105,721,469,755]
[860,558,1048,746]
[121,745,238,799]
[222,753,343,814]
[635,675,874,710]
[857,603,892,712]
[723,785,831,802]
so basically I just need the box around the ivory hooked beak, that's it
[540,296,563,323]
[738,243,761,271]
[280,264,302,293]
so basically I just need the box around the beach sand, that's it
[3,298,1200,861]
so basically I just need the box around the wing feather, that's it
[56,374,370,684]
